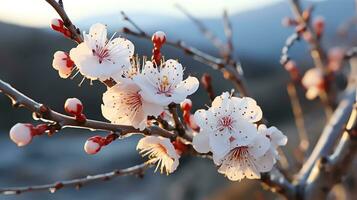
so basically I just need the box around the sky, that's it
[0,0,282,27]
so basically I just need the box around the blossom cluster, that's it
[192,92,287,181]
[10,22,287,181]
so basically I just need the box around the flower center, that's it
[123,92,142,112]
[218,116,235,132]
[92,46,111,64]
[157,75,172,96]
[230,146,249,161]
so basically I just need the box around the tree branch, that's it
[295,85,356,184]
[121,14,249,96]
[303,105,357,199]
[0,163,149,195]
[0,78,176,139]
[45,0,83,43]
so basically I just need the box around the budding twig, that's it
[0,163,149,195]
[168,103,187,138]
[175,4,226,52]
[45,0,82,43]
[120,13,249,96]
[201,73,215,102]
[287,82,309,161]
[0,79,176,139]
[288,0,333,118]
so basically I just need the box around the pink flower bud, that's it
[313,16,325,38]
[151,31,166,46]
[52,51,74,79]
[84,138,102,155]
[328,47,345,72]
[180,99,192,111]
[50,19,64,31]
[281,17,297,27]
[64,98,83,116]
[9,123,33,147]
[50,18,71,38]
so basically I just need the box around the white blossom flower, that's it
[70,23,134,81]
[257,124,287,166]
[52,51,74,78]
[101,82,164,130]
[137,136,180,174]
[302,68,324,100]
[217,134,271,181]
[133,59,199,105]
[192,92,262,160]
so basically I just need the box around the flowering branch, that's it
[288,0,333,118]
[175,4,226,52]
[45,0,83,43]
[120,13,249,96]
[0,79,176,139]
[0,163,149,195]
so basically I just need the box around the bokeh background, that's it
[0,0,355,199]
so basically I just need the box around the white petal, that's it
[172,76,199,103]
[142,100,164,117]
[254,150,275,173]
[192,132,210,153]
[230,118,258,147]
[88,23,107,47]
[193,109,215,128]
[269,126,288,147]
[209,132,231,164]
[248,134,270,158]
[232,97,263,123]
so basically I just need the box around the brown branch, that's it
[201,73,215,102]
[122,27,249,96]
[45,0,83,43]
[280,33,300,66]
[168,103,186,137]
[0,78,176,139]
[295,85,356,184]
[288,0,333,118]
[261,170,296,199]
[222,9,234,61]
[0,163,149,195]
[303,106,357,199]
[175,4,226,52]
[287,82,309,159]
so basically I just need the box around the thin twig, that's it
[201,73,215,102]
[287,82,309,157]
[0,79,176,139]
[168,103,186,137]
[45,0,82,43]
[122,27,249,96]
[280,33,300,66]
[0,163,149,195]
[222,9,234,61]
[288,0,333,118]
[120,11,146,35]
[175,4,226,52]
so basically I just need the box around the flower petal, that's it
[232,97,263,123]
[192,131,210,153]
[248,134,270,158]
